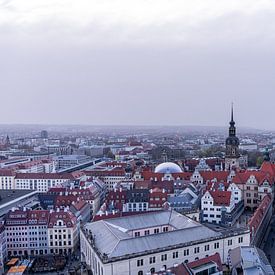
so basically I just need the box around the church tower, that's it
[225,105,240,170]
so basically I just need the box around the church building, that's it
[225,106,240,170]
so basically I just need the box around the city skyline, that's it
[1,1,275,129]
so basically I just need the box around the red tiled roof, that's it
[142,171,191,181]
[0,169,15,177]
[5,210,50,226]
[260,161,275,177]
[154,253,222,275]
[249,194,272,235]
[200,171,229,182]
[134,180,151,189]
[187,253,222,271]
[48,210,76,228]
[208,190,231,206]
[55,195,78,208]
[206,181,230,191]
[71,200,87,211]
[233,170,273,186]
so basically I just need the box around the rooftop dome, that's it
[154,162,183,174]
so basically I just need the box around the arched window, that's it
[138,271,143,275]
[150,268,155,273]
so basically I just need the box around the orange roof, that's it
[8,265,27,273]
[7,258,19,266]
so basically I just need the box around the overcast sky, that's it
[1,0,275,129]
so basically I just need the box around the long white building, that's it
[80,210,250,275]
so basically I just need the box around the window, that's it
[161,254,167,261]
[144,230,150,236]
[135,232,140,237]
[204,244,209,251]
[138,271,143,275]
[214,242,219,249]
[154,228,159,234]
[194,247,200,254]
[184,249,189,256]
[173,251,178,259]
[137,259,143,267]
[238,237,243,243]
[228,239,232,246]
[163,226,168,232]
[149,256,155,264]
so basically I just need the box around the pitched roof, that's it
[233,170,273,186]
[187,252,223,271]
[48,210,76,228]
[0,169,15,177]
[200,171,229,182]
[84,210,221,259]
[249,194,272,235]
[208,190,232,206]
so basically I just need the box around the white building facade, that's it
[80,210,250,275]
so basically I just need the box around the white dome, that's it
[154,162,183,173]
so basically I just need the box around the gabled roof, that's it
[48,210,76,228]
[233,170,273,186]
[208,190,232,206]
[249,195,271,234]
[260,161,275,177]
[200,171,229,182]
[188,252,223,272]
[142,171,192,181]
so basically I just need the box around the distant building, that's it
[40,130,48,139]
[14,173,74,192]
[53,155,91,170]
[225,106,240,170]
